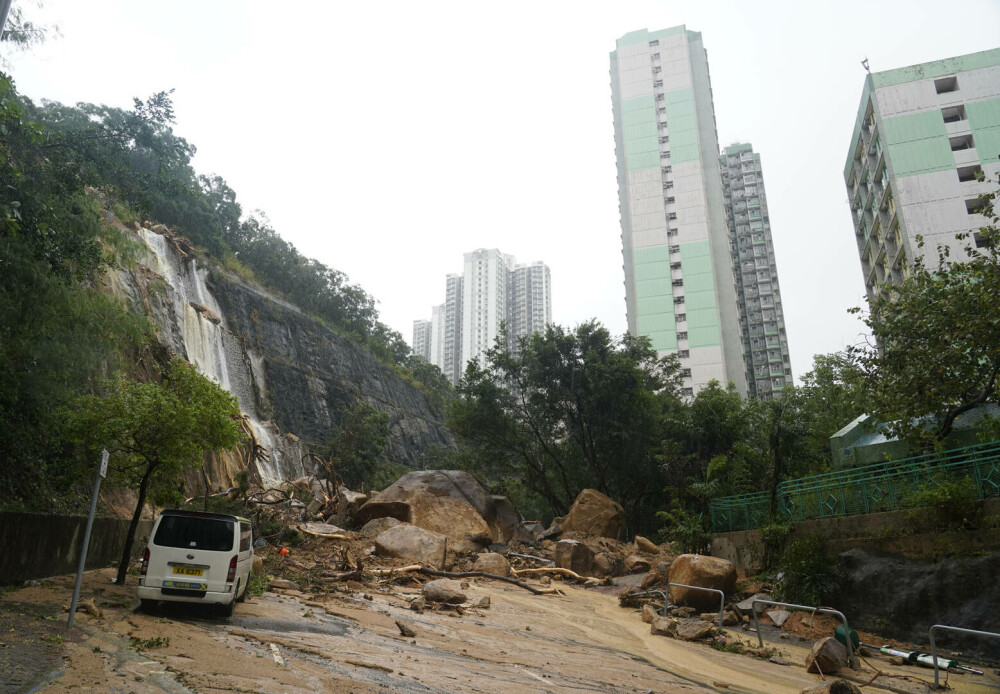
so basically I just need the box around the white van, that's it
[138,510,254,616]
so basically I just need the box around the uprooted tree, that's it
[65,358,244,585]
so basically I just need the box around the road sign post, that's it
[68,450,108,628]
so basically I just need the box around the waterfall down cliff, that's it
[117,225,452,488]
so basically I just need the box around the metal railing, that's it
[928,624,1000,689]
[710,440,1000,532]
[751,599,858,669]
[626,584,726,628]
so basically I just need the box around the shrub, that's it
[655,504,713,554]
[903,474,982,532]
[774,534,839,606]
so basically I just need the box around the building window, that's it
[650,52,660,60]
[652,66,661,74]
[656,93,665,102]
[681,387,693,397]
[966,198,986,215]
[672,278,683,287]
[668,229,679,237]
[957,164,983,182]
[941,105,967,123]
[669,245,680,254]
[675,313,686,322]
[673,296,684,304]
[649,40,659,47]
[681,368,692,377]
[678,350,690,358]
[974,231,993,248]
[677,331,688,340]
[665,196,675,204]
[934,76,958,94]
[659,136,669,144]
[949,134,974,151]
[653,80,663,88]
[660,151,671,159]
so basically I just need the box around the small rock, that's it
[409,596,426,613]
[634,535,659,554]
[769,655,791,666]
[476,596,491,609]
[650,616,676,637]
[422,579,466,604]
[252,555,264,574]
[268,579,299,591]
[766,609,791,627]
[525,626,531,631]
[713,683,730,689]
[722,611,738,626]
[676,618,715,641]
[671,606,696,618]
[460,581,470,589]
[641,604,659,624]
[626,555,651,573]
[889,656,905,666]
[359,517,403,537]
[806,637,848,674]
[395,620,416,637]
[472,552,511,577]
[798,680,862,694]
[735,593,771,613]
[700,612,718,623]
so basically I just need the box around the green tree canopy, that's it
[319,400,391,491]
[449,321,682,530]
[65,358,244,584]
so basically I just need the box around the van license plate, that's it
[162,580,206,590]
[173,567,204,576]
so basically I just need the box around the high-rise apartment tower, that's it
[411,319,433,362]
[610,26,747,396]
[413,251,552,385]
[721,143,793,399]
[844,49,1000,299]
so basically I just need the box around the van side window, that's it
[239,522,252,552]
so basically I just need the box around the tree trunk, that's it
[116,464,155,586]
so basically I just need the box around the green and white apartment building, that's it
[611,26,794,397]
[845,49,1000,298]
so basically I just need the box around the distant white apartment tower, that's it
[443,274,464,384]
[411,319,433,361]
[413,251,552,385]
[430,304,445,371]
[509,261,552,352]
[462,249,516,368]
[844,48,1000,300]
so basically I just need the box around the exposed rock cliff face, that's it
[111,225,452,489]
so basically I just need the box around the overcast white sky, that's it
[6,0,1000,381]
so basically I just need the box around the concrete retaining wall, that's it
[0,512,152,585]
[712,498,1000,572]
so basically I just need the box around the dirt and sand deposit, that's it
[3,562,998,694]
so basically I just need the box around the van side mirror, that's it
[254,538,267,548]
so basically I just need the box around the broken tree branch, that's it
[371,566,555,596]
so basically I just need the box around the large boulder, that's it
[373,524,448,570]
[357,471,496,549]
[553,489,625,539]
[485,495,532,544]
[554,539,594,575]
[634,535,660,555]
[675,618,715,641]
[805,637,848,674]
[360,516,403,537]
[422,579,467,604]
[472,552,511,577]
[667,554,737,611]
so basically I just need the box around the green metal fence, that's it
[709,440,1000,533]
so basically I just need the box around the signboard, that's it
[99,449,109,479]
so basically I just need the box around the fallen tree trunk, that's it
[370,565,556,596]
[511,567,599,582]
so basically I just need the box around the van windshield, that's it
[153,516,234,551]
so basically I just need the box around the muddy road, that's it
[2,569,997,693]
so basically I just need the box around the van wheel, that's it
[236,578,247,603]
[220,593,236,618]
